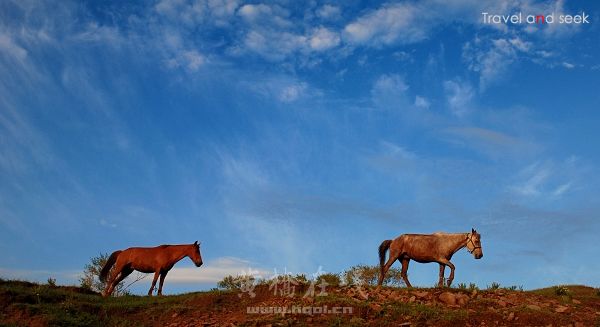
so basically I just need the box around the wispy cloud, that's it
[167,257,270,283]
[414,96,430,110]
[0,33,28,62]
[463,37,534,89]
[316,5,341,21]
[509,157,587,200]
[443,79,474,117]
[343,2,431,46]
[442,126,538,160]
[511,163,551,196]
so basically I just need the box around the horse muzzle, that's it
[196,261,203,267]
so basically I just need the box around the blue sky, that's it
[1,0,599,294]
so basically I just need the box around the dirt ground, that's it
[2,280,599,326]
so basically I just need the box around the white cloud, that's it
[309,27,340,51]
[343,2,429,46]
[414,95,430,109]
[0,267,81,284]
[182,50,205,71]
[208,0,240,21]
[443,79,474,117]
[511,163,550,196]
[316,5,341,20]
[509,158,584,199]
[239,73,318,104]
[99,219,117,228]
[372,74,408,95]
[71,22,124,47]
[155,0,239,26]
[0,33,28,62]
[238,3,272,22]
[241,30,307,61]
[167,257,270,283]
[463,37,533,89]
[371,74,410,110]
[562,62,575,69]
[279,83,307,103]
[237,3,291,28]
[552,182,572,197]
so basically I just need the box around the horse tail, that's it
[379,240,392,273]
[100,250,121,282]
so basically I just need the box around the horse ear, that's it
[194,241,198,245]
[471,228,475,233]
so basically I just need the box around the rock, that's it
[507,312,515,321]
[471,289,478,297]
[526,304,541,311]
[574,323,585,327]
[171,313,178,318]
[369,303,382,312]
[399,323,411,327]
[413,291,429,299]
[408,296,416,303]
[572,299,581,304]
[555,305,569,313]
[457,294,470,305]
[438,292,457,305]
[497,300,507,307]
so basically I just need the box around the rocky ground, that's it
[1,279,599,326]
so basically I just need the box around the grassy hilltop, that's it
[1,278,599,326]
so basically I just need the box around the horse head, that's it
[467,228,483,259]
[190,241,203,267]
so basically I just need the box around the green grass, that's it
[0,279,197,326]
[2,278,599,326]
[383,301,467,325]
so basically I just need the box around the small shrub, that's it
[503,285,522,291]
[47,278,57,287]
[343,265,404,287]
[294,274,308,284]
[217,275,252,290]
[456,283,467,289]
[468,283,479,291]
[554,285,570,296]
[80,253,142,296]
[487,282,501,290]
[316,273,341,287]
[596,288,600,297]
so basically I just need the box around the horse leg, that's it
[105,266,133,296]
[103,262,125,296]
[438,259,456,287]
[438,263,446,287]
[400,257,412,288]
[445,261,456,287]
[103,272,119,297]
[157,271,168,296]
[110,267,133,295]
[378,248,400,286]
[148,271,160,296]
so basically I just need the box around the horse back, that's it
[395,234,446,261]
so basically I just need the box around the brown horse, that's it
[100,241,203,297]
[377,229,483,288]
